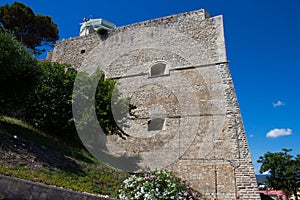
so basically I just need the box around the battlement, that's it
[47,9,225,70]
[114,9,211,32]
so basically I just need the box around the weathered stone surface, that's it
[0,175,114,200]
[47,9,260,199]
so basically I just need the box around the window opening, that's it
[149,61,169,77]
[147,118,165,131]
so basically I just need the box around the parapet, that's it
[47,9,225,70]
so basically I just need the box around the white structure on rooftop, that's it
[79,18,116,36]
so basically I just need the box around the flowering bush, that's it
[118,170,199,200]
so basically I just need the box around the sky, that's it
[1,0,299,173]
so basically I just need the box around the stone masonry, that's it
[0,175,114,200]
[47,9,261,199]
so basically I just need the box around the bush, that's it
[0,32,41,117]
[24,62,77,141]
[72,68,136,140]
[25,62,134,144]
[97,28,108,35]
[118,170,199,200]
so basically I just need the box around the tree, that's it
[24,62,77,142]
[0,2,59,55]
[258,148,300,200]
[25,62,135,145]
[0,32,40,82]
[0,32,41,116]
[73,69,136,140]
[95,72,136,138]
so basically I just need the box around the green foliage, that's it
[24,62,77,142]
[0,32,39,82]
[258,148,300,199]
[0,2,59,55]
[118,170,200,200]
[0,163,127,197]
[73,69,136,139]
[0,29,132,143]
[25,62,133,144]
[95,72,135,137]
[97,28,108,35]
[0,32,40,116]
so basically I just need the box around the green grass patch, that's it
[0,116,59,147]
[0,162,127,197]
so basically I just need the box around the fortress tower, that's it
[47,9,260,199]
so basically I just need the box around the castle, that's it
[47,9,260,199]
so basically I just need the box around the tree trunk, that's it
[294,190,298,200]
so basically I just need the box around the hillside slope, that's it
[0,116,128,198]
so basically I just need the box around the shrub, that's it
[24,62,78,142]
[0,32,41,117]
[118,170,199,200]
[72,69,136,140]
[25,63,134,144]
[97,28,108,35]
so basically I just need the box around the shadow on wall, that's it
[260,193,274,200]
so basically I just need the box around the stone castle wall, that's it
[48,9,260,199]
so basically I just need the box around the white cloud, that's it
[266,128,292,138]
[262,170,270,175]
[272,100,285,108]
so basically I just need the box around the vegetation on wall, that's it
[94,71,136,138]
[97,28,108,35]
[24,62,134,144]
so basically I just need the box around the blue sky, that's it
[2,0,299,173]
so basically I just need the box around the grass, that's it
[0,116,60,148]
[0,163,126,196]
[0,116,128,198]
